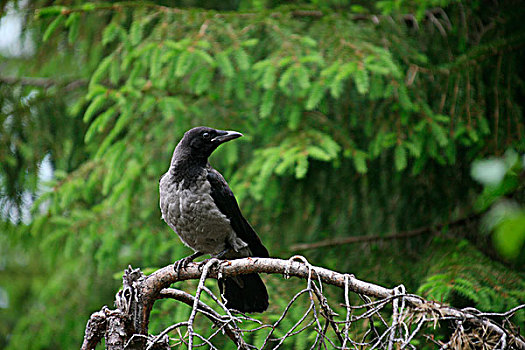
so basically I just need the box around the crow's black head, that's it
[177,126,243,160]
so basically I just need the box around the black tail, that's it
[219,273,268,313]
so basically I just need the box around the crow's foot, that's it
[173,252,203,278]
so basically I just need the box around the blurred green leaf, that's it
[493,213,525,260]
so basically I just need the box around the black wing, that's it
[207,167,269,258]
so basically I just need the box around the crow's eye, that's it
[202,132,210,140]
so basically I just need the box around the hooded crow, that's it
[159,126,269,313]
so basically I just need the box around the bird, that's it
[159,126,269,313]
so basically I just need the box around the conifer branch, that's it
[0,76,87,90]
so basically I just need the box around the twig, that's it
[145,322,187,350]
[187,259,219,349]
[400,316,426,349]
[489,304,525,318]
[261,288,311,348]
[0,76,87,90]
[425,10,447,37]
[159,288,248,349]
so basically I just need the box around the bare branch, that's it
[82,256,525,350]
[291,214,479,251]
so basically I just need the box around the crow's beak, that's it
[211,130,243,143]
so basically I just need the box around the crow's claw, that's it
[173,257,191,278]
[174,257,192,277]
[173,252,203,278]
[198,258,213,272]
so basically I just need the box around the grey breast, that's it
[160,172,248,256]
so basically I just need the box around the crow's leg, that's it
[174,252,203,277]
[215,247,231,259]
[197,248,232,272]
